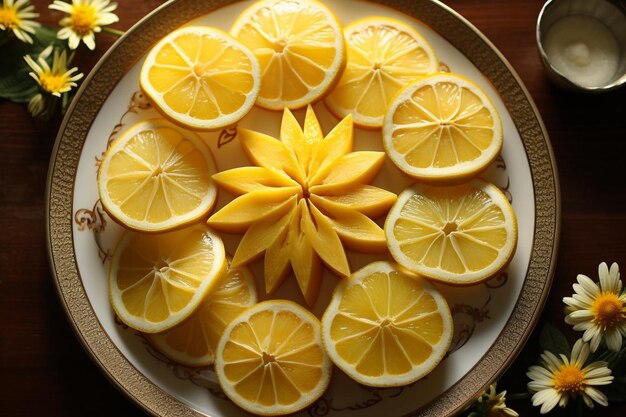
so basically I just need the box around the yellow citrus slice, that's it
[230,0,345,110]
[147,260,257,367]
[109,224,227,333]
[98,119,218,232]
[385,179,517,285]
[321,261,453,387]
[140,26,260,130]
[325,17,438,128]
[215,300,332,416]
[383,73,503,183]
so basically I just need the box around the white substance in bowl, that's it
[544,15,619,87]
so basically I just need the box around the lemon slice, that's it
[325,17,438,128]
[140,26,260,130]
[383,73,503,183]
[230,0,345,110]
[147,261,257,367]
[385,179,517,285]
[321,261,453,387]
[109,225,227,333]
[98,119,218,232]
[215,300,332,416]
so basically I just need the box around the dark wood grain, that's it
[1,0,624,416]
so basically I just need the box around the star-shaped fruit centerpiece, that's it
[207,106,397,305]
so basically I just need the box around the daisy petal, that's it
[85,35,96,50]
[585,386,609,406]
[576,274,600,297]
[571,339,589,365]
[608,262,621,293]
[605,327,622,352]
[528,381,552,392]
[582,393,594,409]
[590,332,602,352]
[535,389,561,414]
[569,310,594,320]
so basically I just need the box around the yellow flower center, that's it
[70,5,96,36]
[553,364,586,393]
[0,7,19,28]
[39,72,69,94]
[592,292,624,328]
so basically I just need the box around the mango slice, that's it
[231,197,297,267]
[207,187,300,233]
[207,106,397,305]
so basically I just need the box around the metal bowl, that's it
[536,0,626,92]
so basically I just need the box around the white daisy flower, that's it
[49,0,119,50]
[0,0,41,44]
[527,339,613,414]
[564,262,626,352]
[24,48,84,97]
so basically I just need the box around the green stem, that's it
[0,30,11,48]
[102,27,125,37]
[506,393,530,401]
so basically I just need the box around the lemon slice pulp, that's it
[215,300,332,416]
[325,17,438,128]
[321,261,453,387]
[140,26,260,130]
[385,179,517,284]
[98,119,217,232]
[383,73,503,183]
[147,261,257,366]
[231,0,345,110]
[109,225,227,333]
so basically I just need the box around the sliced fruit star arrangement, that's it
[208,106,397,305]
[93,0,523,415]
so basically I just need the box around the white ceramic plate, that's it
[47,1,560,416]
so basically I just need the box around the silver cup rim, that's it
[536,0,626,92]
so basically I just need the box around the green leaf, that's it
[591,343,626,369]
[603,375,626,403]
[0,26,65,103]
[539,322,570,357]
[607,345,626,373]
[0,30,10,48]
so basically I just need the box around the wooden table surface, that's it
[1,0,624,416]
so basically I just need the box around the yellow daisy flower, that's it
[49,0,119,50]
[0,0,41,44]
[476,384,519,417]
[207,106,397,305]
[564,262,626,352]
[24,48,84,97]
[527,339,613,414]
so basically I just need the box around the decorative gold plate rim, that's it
[45,1,560,416]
